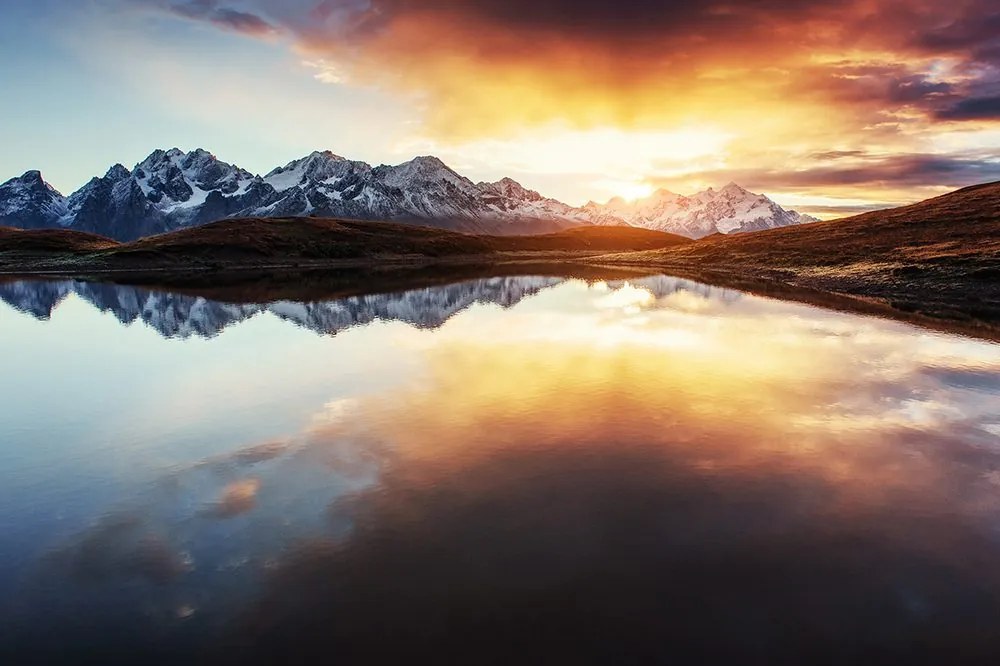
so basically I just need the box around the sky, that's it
[2,0,1000,216]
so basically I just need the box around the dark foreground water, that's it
[2,275,1000,664]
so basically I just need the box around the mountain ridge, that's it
[0,148,816,241]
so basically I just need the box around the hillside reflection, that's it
[2,276,1000,664]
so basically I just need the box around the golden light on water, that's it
[294,279,1000,499]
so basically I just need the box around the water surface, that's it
[2,275,1000,664]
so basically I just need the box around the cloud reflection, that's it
[214,278,1000,663]
[5,276,1000,664]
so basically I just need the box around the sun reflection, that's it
[11,276,1000,662]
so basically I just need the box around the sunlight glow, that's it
[599,180,656,202]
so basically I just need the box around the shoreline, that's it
[4,252,998,344]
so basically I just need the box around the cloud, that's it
[917,1,1000,53]
[50,513,194,585]
[937,95,1000,120]
[206,478,262,518]
[168,0,277,36]
[217,304,1000,663]
[137,1,1000,141]
[652,152,1000,196]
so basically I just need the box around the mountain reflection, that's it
[0,275,740,339]
[3,276,1000,664]
[0,276,565,338]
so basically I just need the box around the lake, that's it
[2,274,1000,664]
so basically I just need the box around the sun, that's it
[613,181,656,202]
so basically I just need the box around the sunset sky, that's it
[3,0,1000,216]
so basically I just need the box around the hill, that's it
[608,181,1000,325]
[0,217,691,273]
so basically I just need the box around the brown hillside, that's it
[608,181,1000,326]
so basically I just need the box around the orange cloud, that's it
[140,1,1000,203]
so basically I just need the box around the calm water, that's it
[2,275,1000,664]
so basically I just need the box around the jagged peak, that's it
[387,155,453,175]
[137,147,188,168]
[313,149,346,161]
[407,155,448,167]
[487,176,542,200]
[137,149,168,169]
[381,155,465,186]
[104,164,131,181]
[269,150,348,174]
[719,181,751,196]
[19,170,44,184]
[3,170,63,197]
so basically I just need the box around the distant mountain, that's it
[0,170,68,230]
[580,182,819,239]
[0,148,813,241]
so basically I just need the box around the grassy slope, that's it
[606,181,1000,325]
[0,225,119,253]
[0,217,691,271]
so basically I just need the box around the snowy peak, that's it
[583,184,818,238]
[0,170,68,228]
[17,170,45,187]
[104,164,131,182]
[264,150,361,192]
[133,147,253,204]
[376,155,470,189]
[481,177,543,203]
[4,171,63,198]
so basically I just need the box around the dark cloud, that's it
[343,0,856,40]
[169,0,276,36]
[918,2,1000,55]
[887,75,955,103]
[797,203,896,217]
[220,429,1000,664]
[49,513,192,585]
[920,366,1000,393]
[937,95,1000,120]
[659,153,1000,192]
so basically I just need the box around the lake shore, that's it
[3,177,999,342]
[4,253,998,344]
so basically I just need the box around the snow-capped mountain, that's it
[0,170,69,230]
[580,183,818,239]
[0,148,814,241]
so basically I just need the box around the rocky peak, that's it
[104,164,131,182]
[379,156,465,188]
[486,177,542,202]
[18,170,45,186]
[1,171,61,199]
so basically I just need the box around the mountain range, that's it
[0,148,817,241]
